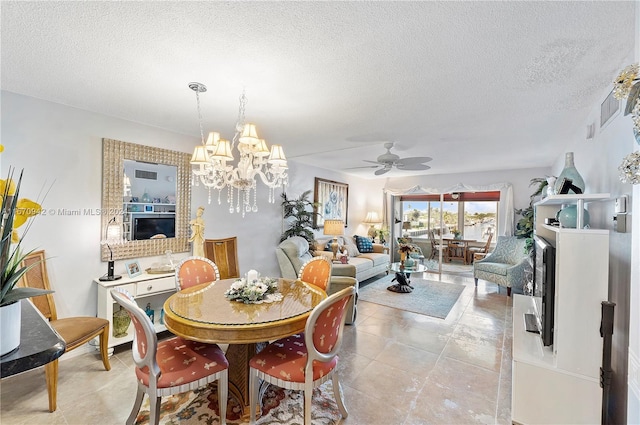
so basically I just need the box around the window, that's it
[400,192,499,242]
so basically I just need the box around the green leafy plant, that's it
[280,190,321,249]
[1,168,53,307]
[514,177,551,253]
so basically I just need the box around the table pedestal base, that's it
[387,272,414,293]
[225,342,267,418]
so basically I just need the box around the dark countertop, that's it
[1,300,66,378]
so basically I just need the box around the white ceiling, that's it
[1,1,636,179]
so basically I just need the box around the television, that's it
[533,235,555,346]
[132,214,176,240]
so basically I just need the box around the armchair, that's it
[473,236,529,296]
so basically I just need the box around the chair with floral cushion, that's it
[298,256,332,291]
[248,286,355,425]
[110,288,229,425]
[175,256,220,290]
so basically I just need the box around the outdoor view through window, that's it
[401,199,497,242]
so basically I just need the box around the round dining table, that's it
[162,278,326,416]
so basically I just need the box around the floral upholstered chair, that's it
[111,288,229,425]
[298,256,332,291]
[248,286,355,425]
[175,256,220,290]
[473,235,529,296]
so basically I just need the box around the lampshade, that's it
[239,123,260,145]
[105,222,123,245]
[254,139,270,158]
[363,211,381,224]
[205,131,220,151]
[268,145,287,165]
[190,145,211,164]
[211,139,234,161]
[323,219,344,236]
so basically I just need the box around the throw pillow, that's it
[354,235,374,253]
[343,237,361,257]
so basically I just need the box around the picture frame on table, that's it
[125,259,142,278]
[313,177,349,228]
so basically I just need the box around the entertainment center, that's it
[512,194,609,424]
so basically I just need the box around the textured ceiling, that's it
[1,1,636,179]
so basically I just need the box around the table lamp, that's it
[363,211,381,240]
[99,217,123,281]
[323,219,344,261]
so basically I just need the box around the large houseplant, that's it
[280,190,320,249]
[1,167,52,355]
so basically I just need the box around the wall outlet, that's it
[615,195,628,213]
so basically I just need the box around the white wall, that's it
[0,91,381,323]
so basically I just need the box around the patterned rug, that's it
[359,274,465,319]
[134,381,341,424]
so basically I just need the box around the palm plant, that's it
[280,190,321,248]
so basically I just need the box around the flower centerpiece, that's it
[1,166,53,355]
[397,237,416,266]
[224,274,282,304]
[451,228,461,239]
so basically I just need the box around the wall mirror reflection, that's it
[123,160,177,241]
[101,138,191,261]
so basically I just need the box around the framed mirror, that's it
[101,138,191,261]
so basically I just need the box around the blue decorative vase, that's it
[405,257,415,268]
[556,205,590,228]
[554,152,585,194]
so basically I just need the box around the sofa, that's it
[275,236,361,324]
[313,235,390,282]
[473,235,529,296]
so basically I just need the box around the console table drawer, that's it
[136,277,175,296]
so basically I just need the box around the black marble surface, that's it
[0,300,66,378]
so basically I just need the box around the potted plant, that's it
[280,190,321,250]
[1,167,52,355]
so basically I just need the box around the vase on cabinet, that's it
[0,301,21,356]
[113,305,131,338]
[556,205,590,228]
[554,152,585,194]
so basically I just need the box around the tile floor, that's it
[0,271,513,424]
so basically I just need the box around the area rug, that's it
[359,274,465,319]
[134,380,341,424]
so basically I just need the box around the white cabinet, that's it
[95,272,176,349]
[512,194,609,424]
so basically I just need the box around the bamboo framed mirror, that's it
[100,138,191,261]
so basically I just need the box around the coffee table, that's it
[387,262,427,293]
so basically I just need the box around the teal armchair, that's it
[473,236,530,296]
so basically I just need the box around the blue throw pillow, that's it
[354,235,374,253]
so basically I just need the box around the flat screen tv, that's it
[132,214,176,240]
[533,235,555,346]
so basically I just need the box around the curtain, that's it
[383,182,514,236]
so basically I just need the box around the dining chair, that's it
[467,232,493,263]
[428,230,446,260]
[110,288,229,425]
[175,256,220,290]
[18,250,111,412]
[298,256,332,291]
[248,286,355,425]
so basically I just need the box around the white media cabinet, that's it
[512,194,609,424]
[95,271,176,350]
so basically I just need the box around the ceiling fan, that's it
[351,142,432,175]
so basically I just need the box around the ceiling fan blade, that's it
[396,156,433,166]
[374,167,390,176]
[363,159,382,165]
[396,163,431,171]
[345,165,380,170]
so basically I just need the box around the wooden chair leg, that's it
[99,326,112,371]
[44,359,58,412]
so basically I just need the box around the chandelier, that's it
[189,82,288,216]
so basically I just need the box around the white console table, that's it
[95,271,176,349]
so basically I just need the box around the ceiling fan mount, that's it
[352,142,432,175]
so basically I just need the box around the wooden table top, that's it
[163,278,326,345]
